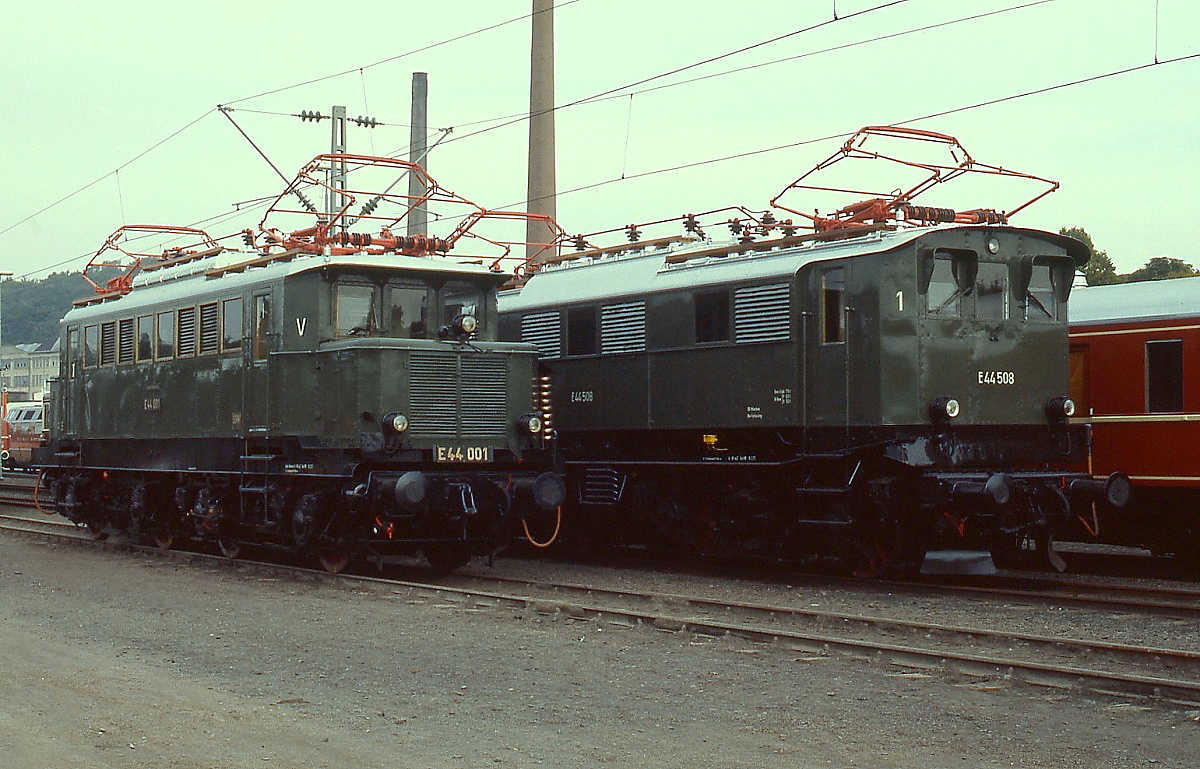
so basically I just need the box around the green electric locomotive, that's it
[37,155,564,572]
[499,127,1126,572]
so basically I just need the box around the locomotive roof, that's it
[64,250,507,322]
[504,225,1082,310]
[1069,275,1200,326]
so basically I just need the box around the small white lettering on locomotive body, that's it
[570,390,594,403]
[296,317,308,336]
[746,406,763,420]
[977,370,1016,385]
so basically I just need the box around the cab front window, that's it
[387,282,431,338]
[335,283,377,337]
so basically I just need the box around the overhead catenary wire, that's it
[0,0,1029,259]
[220,0,584,107]
[11,50,1200,282]
[546,51,1200,205]
[401,0,910,158]
[4,1,1195,280]
[0,2,580,251]
[372,0,1058,142]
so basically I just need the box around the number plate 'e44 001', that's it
[434,446,493,463]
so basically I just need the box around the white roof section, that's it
[65,250,507,323]
[1069,276,1200,326]
[503,227,932,312]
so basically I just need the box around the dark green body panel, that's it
[503,226,1079,437]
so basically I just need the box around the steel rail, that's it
[1,515,1198,705]
[886,575,1200,617]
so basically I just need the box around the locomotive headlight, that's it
[456,314,478,335]
[1046,396,1076,421]
[986,236,1001,255]
[384,412,410,433]
[929,396,960,422]
[518,413,543,434]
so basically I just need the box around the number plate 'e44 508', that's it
[434,446,493,463]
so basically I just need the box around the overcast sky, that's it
[2,0,1197,280]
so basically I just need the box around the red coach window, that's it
[1146,339,1183,413]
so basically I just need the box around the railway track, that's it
[2,496,1200,706]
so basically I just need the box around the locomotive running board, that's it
[919,549,998,575]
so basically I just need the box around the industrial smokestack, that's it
[526,0,556,263]
[408,71,429,237]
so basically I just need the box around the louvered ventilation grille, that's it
[460,357,509,436]
[118,319,135,364]
[177,308,196,356]
[734,284,791,343]
[100,322,116,365]
[600,301,646,353]
[521,311,562,358]
[199,303,220,354]
[580,468,626,505]
[409,352,509,438]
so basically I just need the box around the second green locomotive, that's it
[499,128,1126,573]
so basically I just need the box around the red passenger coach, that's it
[1069,277,1200,558]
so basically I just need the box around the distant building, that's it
[0,341,58,401]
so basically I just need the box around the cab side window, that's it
[566,306,598,356]
[821,268,845,344]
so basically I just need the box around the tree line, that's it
[1,271,97,347]
[0,228,1192,345]
[1061,226,1197,287]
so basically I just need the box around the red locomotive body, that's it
[1069,277,1200,557]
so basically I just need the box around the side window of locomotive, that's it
[1025,263,1056,321]
[222,297,243,352]
[156,311,175,359]
[695,289,730,343]
[336,283,377,337]
[177,306,197,357]
[566,306,598,356]
[387,283,430,338]
[99,321,117,366]
[83,325,98,368]
[136,315,153,362]
[975,262,1009,320]
[253,294,271,361]
[1146,339,1184,413]
[821,268,845,344]
[442,283,484,331]
[66,327,78,378]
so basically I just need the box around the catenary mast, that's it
[526,0,556,264]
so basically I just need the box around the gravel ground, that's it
[1,533,1197,769]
